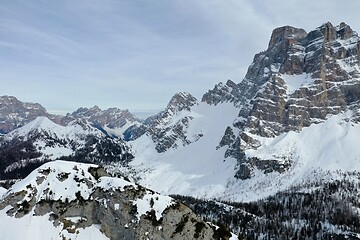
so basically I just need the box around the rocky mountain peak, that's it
[165,92,198,115]
[268,25,307,49]
[61,106,141,136]
[202,79,242,106]
[0,96,50,134]
[336,22,355,40]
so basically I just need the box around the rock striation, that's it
[214,22,360,179]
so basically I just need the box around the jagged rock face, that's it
[164,92,198,115]
[0,96,50,134]
[129,92,201,153]
[237,22,360,137]
[217,22,360,178]
[202,79,242,106]
[0,161,231,240]
[0,117,134,180]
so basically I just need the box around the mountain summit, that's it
[217,22,360,179]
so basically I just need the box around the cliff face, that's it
[238,22,360,137]
[214,22,360,178]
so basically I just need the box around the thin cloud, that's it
[1,0,359,116]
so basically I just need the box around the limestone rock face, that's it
[215,22,360,178]
[0,161,232,240]
[236,22,360,134]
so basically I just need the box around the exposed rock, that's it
[128,92,201,153]
[0,95,141,139]
[202,79,243,106]
[62,106,141,133]
[235,22,360,138]
[0,161,234,240]
[0,96,51,134]
[214,22,360,179]
[218,126,236,149]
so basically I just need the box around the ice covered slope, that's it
[0,161,236,240]
[125,108,360,202]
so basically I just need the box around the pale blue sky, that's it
[1,0,359,117]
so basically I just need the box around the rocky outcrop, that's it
[238,22,360,137]
[0,161,234,240]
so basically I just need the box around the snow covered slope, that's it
[122,108,360,202]
[113,102,240,199]
[0,117,134,180]
[0,161,236,240]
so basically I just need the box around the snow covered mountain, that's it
[0,117,133,180]
[1,21,360,239]
[127,92,201,152]
[61,105,142,138]
[0,161,236,240]
[0,96,52,134]
[116,22,360,202]
[0,96,141,139]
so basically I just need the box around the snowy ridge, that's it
[0,116,134,179]
[0,161,237,240]
[7,116,103,141]
[3,161,173,215]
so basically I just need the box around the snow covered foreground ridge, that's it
[0,161,237,240]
